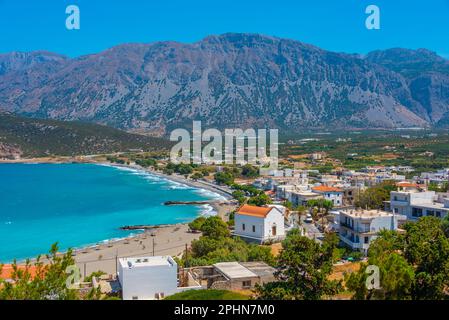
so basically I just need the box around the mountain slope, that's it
[0,34,447,133]
[0,112,170,158]
[366,48,449,124]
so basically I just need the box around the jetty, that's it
[164,200,216,206]
[120,224,176,231]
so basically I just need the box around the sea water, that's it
[0,163,222,262]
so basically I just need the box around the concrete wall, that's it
[234,208,285,242]
[119,257,178,300]
[234,214,265,240]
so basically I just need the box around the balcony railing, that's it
[340,222,353,230]
[340,222,370,233]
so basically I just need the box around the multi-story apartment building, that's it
[388,188,449,220]
[338,209,406,254]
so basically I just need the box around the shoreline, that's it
[1,158,237,268]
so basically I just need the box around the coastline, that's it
[1,158,237,270]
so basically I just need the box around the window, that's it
[436,211,442,218]
[394,196,398,201]
[242,223,246,231]
[364,237,369,244]
[272,225,277,236]
[412,208,423,217]
[252,225,256,233]
[242,280,251,288]
[394,208,399,213]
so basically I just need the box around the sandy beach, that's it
[73,224,199,276]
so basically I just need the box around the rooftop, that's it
[412,202,449,210]
[292,190,321,196]
[312,185,343,193]
[0,264,41,280]
[340,209,393,219]
[236,204,272,218]
[119,256,175,268]
[396,182,425,189]
[213,262,257,279]
[240,262,276,278]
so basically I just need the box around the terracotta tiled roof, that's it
[396,182,419,188]
[0,264,41,280]
[312,185,343,193]
[236,205,272,218]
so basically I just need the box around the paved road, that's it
[300,216,324,243]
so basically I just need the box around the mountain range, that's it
[0,33,448,134]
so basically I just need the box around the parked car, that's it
[305,214,313,223]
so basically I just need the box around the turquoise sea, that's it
[0,163,222,263]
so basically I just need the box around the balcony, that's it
[340,222,353,230]
[340,222,371,234]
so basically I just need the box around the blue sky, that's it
[0,0,448,58]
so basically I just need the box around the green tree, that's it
[322,232,343,263]
[241,164,259,178]
[306,199,333,214]
[355,180,397,209]
[191,172,203,181]
[254,229,341,300]
[200,216,230,238]
[427,182,449,193]
[188,217,207,232]
[232,190,246,205]
[346,219,449,300]
[346,253,414,300]
[247,193,272,206]
[214,172,235,185]
[0,244,86,300]
[442,215,449,238]
[404,217,449,300]
[283,201,293,210]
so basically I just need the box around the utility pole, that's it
[115,249,118,276]
[185,243,189,268]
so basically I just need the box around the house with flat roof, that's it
[387,188,449,220]
[186,261,276,291]
[290,190,323,206]
[234,204,285,243]
[338,209,406,255]
[118,256,201,300]
[211,262,276,290]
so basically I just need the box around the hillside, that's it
[366,48,449,125]
[0,33,448,133]
[0,112,170,158]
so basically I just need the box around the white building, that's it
[290,190,323,207]
[338,209,406,254]
[118,256,202,300]
[311,185,343,206]
[234,204,285,243]
[388,188,449,220]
